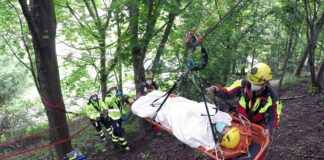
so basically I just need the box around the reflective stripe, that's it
[85,100,107,119]
[105,94,127,119]
[118,137,125,141]
[225,80,242,91]
[238,96,272,113]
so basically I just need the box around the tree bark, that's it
[129,0,161,94]
[279,0,298,91]
[129,1,144,94]
[18,0,72,159]
[303,0,324,89]
[294,2,324,79]
[317,61,324,90]
[151,12,176,74]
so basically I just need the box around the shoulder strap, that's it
[91,101,101,112]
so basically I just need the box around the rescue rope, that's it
[0,118,74,148]
[1,122,92,159]
[195,0,226,33]
[0,97,89,159]
[42,98,79,115]
[200,0,244,40]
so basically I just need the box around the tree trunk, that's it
[129,1,145,94]
[293,47,308,76]
[295,2,324,78]
[317,61,324,90]
[99,37,107,99]
[302,0,324,89]
[279,0,298,91]
[18,0,72,159]
[129,0,161,94]
[152,12,176,75]
[251,49,255,67]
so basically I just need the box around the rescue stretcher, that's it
[144,114,269,160]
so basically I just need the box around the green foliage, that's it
[0,98,44,143]
[95,143,106,152]
[308,85,320,95]
[61,64,98,97]
[123,116,140,134]
[0,54,28,104]
[282,74,300,87]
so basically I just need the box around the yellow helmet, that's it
[220,127,240,149]
[247,63,272,84]
[145,72,154,79]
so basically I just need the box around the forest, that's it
[0,0,323,159]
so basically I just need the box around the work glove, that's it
[101,110,108,118]
[121,114,129,122]
[206,86,219,94]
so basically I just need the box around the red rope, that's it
[0,122,67,148]
[0,122,93,160]
[42,99,78,115]
[0,116,79,148]
[0,98,83,148]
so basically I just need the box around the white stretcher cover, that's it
[131,91,232,150]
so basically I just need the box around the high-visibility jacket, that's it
[105,94,129,120]
[85,99,107,120]
[212,79,282,129]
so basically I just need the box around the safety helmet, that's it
[90,94,99,102]
[247,63,272,85]
[145,71,154,79]
[108,86,118,93]
[220,127,240,149]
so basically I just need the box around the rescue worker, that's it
[140,71,159,95]
[105,86,133,151]
[85,94,112,141]
[206,63,282,159]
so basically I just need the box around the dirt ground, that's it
[84,83,324,160]
[2,83,322,160]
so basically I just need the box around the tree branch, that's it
[281,93,310,100]
[56,38,117,51]
[18,0,42,47]
[153,0,193,37]
[8,0,39,89]
[83,0,101,31]
[2,35,30,70]
[103,0,114,31]
[91,0,101,26]
[65,1,99,39]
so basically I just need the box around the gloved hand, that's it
[263,129,270,136]
[206,86,219,94]
[101,110,108,118]
[121,115,129,122]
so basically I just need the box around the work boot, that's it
[98,130,106,141]
[124,146,131,152]
[106,127,113,137]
